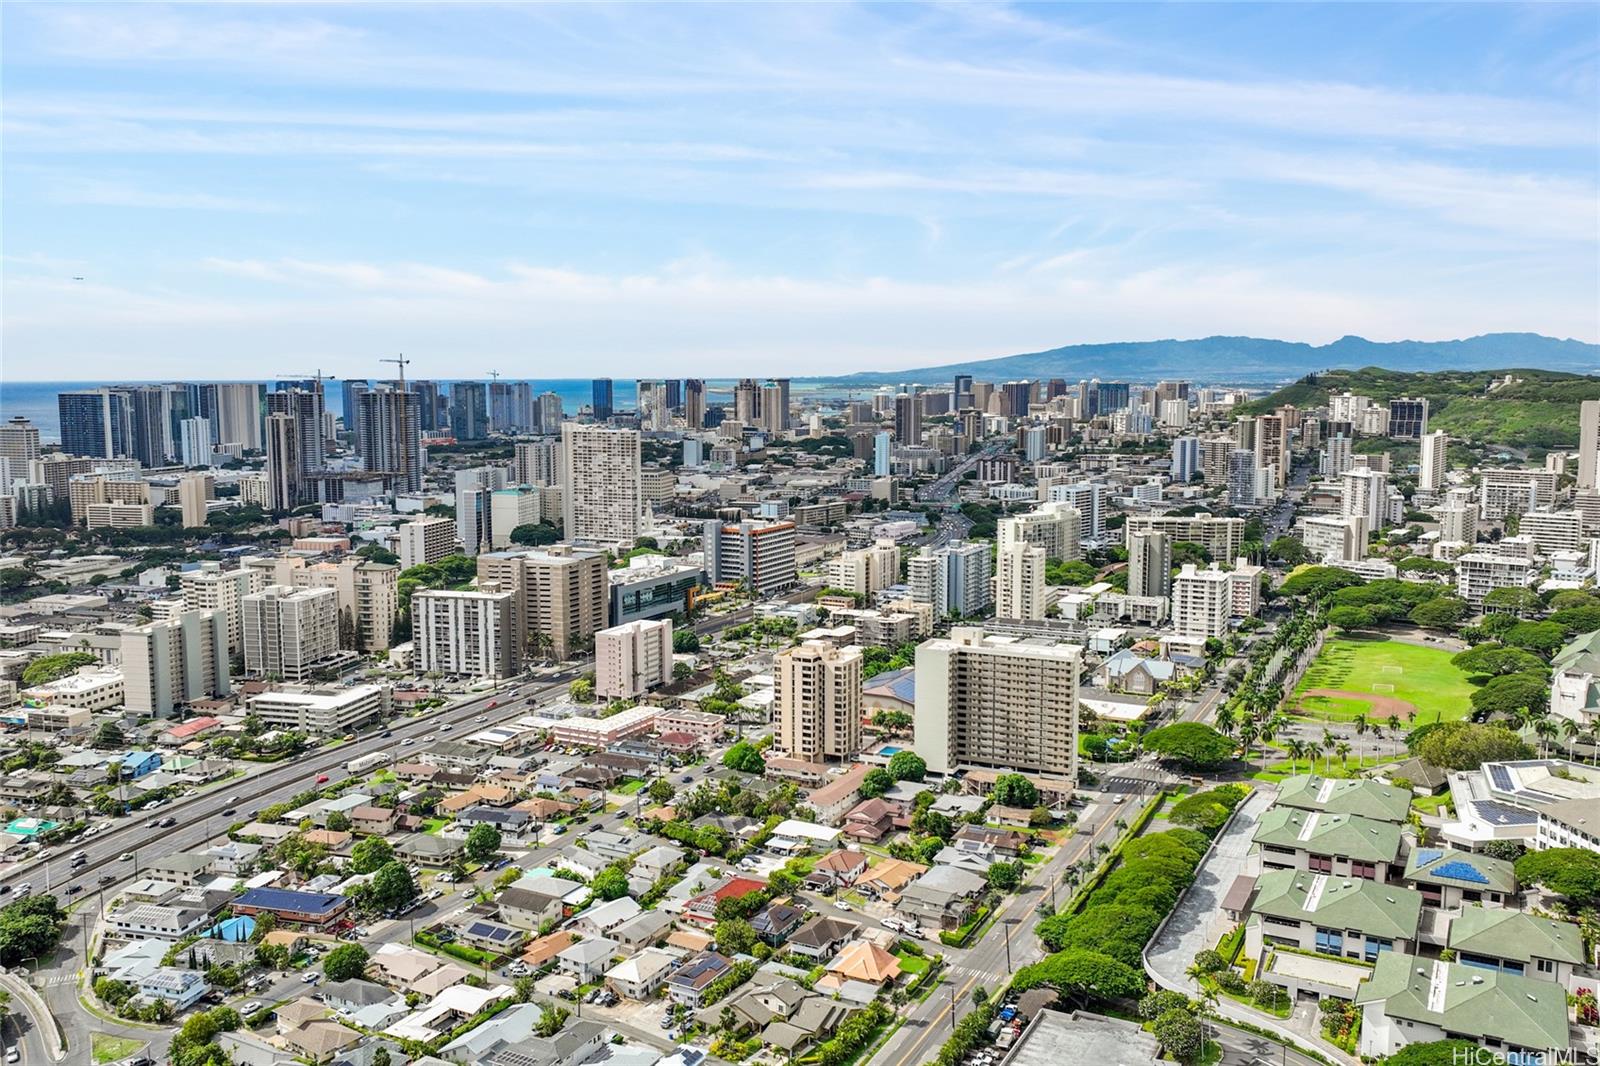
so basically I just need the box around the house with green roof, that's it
[1245,868,1422,964]
[1274,774,1412,824]
[1252,806,1403,883]
[1551,629,1600,732]
[1446,907,1587,987]
[1401,847,1516,910]
[1354,951,1570,1059]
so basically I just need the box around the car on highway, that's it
[475,715,487,723]
[381,730,392,738]
[65,884,83,896]
[120,852,133,861]
[440,724,453,732]
[99,875,115,885]
[316,774,330,783]
[401,738,414,746]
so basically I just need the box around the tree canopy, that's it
[722,740,765,774]
[1142,722,1234,770]
[990,773,1039,808]
[1514,848,1600,906]
[1415,721,1534,771]
[1452,644,1549,678]
[886,750,926,782]
[322,943,369,982]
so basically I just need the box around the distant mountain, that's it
[822,333,1597,387]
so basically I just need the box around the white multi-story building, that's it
[1438,502,1477,546]
[1172,563,1236,638]
[1341,468,1390,531]
[1479,469,1557,520]
[1455,552,1536,606]
[120,610,230,718]
[397,516,458,570]
[455,465,507,556]
[1419,431,1448,492]
[1518,510,1584,556]
[1322,435,1354,477]
[180,562,264,655]
[1126,529,1172,599]
[908,540,993,619]
[240,585,339,681]
[773,640,863,764]
[594,618,673,701]
[703,518,797,595]
[1043,482,1107,544]
[998,501,1080,562]
[994,543,1047,621]
[413,585,516,678]
[1124,513,1245,562]
[489,485,541,549]
[1301,515,1368,563]
[562,423,647,546]
[826,539,900,597]
[514,438,561,486]
[250,684,390,735]
[913,627,1079,780]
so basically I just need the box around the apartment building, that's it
[994,543,1047,621]
[286,558,399,652]
[397,516,458,570]
[179,563,262,658]
[1479,468,1557,520]
[908,541,993,619]
[240,585,340,681]
[413,585,517,678]
[177,473,214,528]
[1042,482,1107,544]
[120,609,231,718]
[1455,552,1535,606]
[250,684,391,735]
[1341,468,1391,531]
[476,545,609,661]
[997,501,1081,561]
[1518,510,1584,555]
[774,640,863,764]
[1300,515,1367,563]
[594,618,673,701]
[703,518,798,595]
[562,423,647,545]
[1418,431,1448,492]
[68,472,148,526]
[913,627,1079,779]
[1123,513,1244,562]
[489,486,541,548]
[1252,806,1403,882]
[514,438,561,487]
[826,539,900,597]
[84,502,156,528]
[1246,869,1422,963]
[1125,529,1172,599]
[1172,564,1235,638]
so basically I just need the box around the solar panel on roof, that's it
[1487,765,1514,791]
[1432,860,1489,885]
[1415,849,1442,866]
[1473,801,1536,825]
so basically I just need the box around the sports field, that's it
[1291,637,1476,727]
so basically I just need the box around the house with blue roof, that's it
[1401,848,1516,910]
[118,751,163,779]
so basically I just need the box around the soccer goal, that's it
[1371,683,1396,693]
[1379,665,1403,674]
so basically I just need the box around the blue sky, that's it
[3,2,1597,380]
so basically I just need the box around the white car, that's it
[302,971,320,984]
[242,1000,262,1014]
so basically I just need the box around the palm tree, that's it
[1385,713,1403,745]
[1534,717,1559,759]
[1321,728,1337,773]
[1308,738,1327,775]
[1286,739,1308,775]
[1561,718,1583,761]
[1353,714,1370,761]
[1238,721,1260,770]
[1335,740,1353,772]
[1214,704,1237,737]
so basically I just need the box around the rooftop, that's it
[1355,951,1570,1052]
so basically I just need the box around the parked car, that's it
[301,971,320,984]
[242,1000,262,1015]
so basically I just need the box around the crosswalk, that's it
[945,963,1000,981]
[32,973,76,988]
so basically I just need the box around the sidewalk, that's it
[1144,785,1358,1066]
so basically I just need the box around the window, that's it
[1536,959,1555,975]
[1364,937,1392,962]
[1350,861,1376,880]
[1308,854,1333,873]
[1314,927,1343,955]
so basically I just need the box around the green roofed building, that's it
[1274,774,1412,824]
[1551,629,1600,732]
[1252,806,1403,882]
[1355,951,1570,1059]
[1446,907,1586,985]
[1245,868,1422,963]
[1401,847,1516,910]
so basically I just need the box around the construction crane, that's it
[275,369,338,392]
[381,353,411,388]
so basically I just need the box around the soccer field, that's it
[1292,637,1478,726]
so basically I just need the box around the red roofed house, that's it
[160,716,221,746]
[656,731,701,756]
[682,876,767,927]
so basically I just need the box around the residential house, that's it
[321,978,400,1016]
[841,798,897,843]
[458,918,527,954]
[825,941,901,988]
[557,936,620,982]
[605,947,679,1000]
[1246,869,1422,962]
[230,886,351,929]
[858,858,926,900]
[750,902,804,945]
[681,876,767,927]
[499,886,568,931]
[666,952,732,1008]
[146,851,214,887]
[556,845,610,881]
[896,865,986,931]
[109,902,212,941]
[1446,908,1587,986]
[1402,848,1516,909]
[570,896,643,938]
[806,765,870,827]
[953,825,1028,857]
[1354,952,1570,1060]
[1252,807,1403,882]
[397,833,464,866]
[611,909,674,952]
[203,840,262,875]
[521,930,579,970]
[137,967,208,1011]
[634,844,688,882]
[350,806,397,835]
[785,916,859,960]
[811,850,869,889]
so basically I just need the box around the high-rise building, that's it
[1095,381,1130,414]
[241,585,339,681]
[455,465,508,556]
[913,627,1079,779]
[0,417,41,464]
[1387,397,1429,439]
[58,389,127,460]
[264,412,302,511]
[595,618,674,701]
[872,430,892,476]
[734,378,761,425]
[412,380,443,431]
[120,609,230,718]
[995,542,1047,621]
[591,378,615,421]
[476,545,610,661]
[513,438,560,486]
[1438,502,1476,545]
[1172,564,1236,638]
[199,382,265,451]
[561,423,646,545]
[908,541,992,618]
[703,518,798,595]
[1341,468,1390,531]
[765,379,791,435]
[774,640,863,763]
[1171,436,1199,484]
[177,473,213,529]
[998,501,1080,561]
[1323,435,1354,477]
[1419,431,1448,493]
[67,472,147,526]
[178,417,212,468]
[1043,482,1107,544]
[536,391,564,434]
[1126,530,1173,600]
[684,379,706,430]
[357,386,424,492]
[489,485,541,548]
[1254,414,1289,489]
[825,539,900,597]
[489,380,516,433]
[1227,449,1257,507]
[450,382,489,440]
[414,585,517,678]
[397,516,458,569]
[180,562,263,655]
[341,380,370,452]
[953,374,974,409]
[1579,400,1600,492]
[894,392,921,445]
[1301,515,1368,563]
[1201,436,1233,487]
[268,386,326,471]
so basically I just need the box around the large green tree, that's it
[1415,721,1534,770]
[1514,848,1600,906]
[1142,723,1235,770]
[349,836,396,875]
[990,773,1039,808]
[886,750,927,782]
[322,943,369,982]
[1452,644,1549,678]
[0,894,67,966]
[368,861,419,913]
[465,823,502,863]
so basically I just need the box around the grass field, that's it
[93,1034,146,1064]
[1292,637,1477,726]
